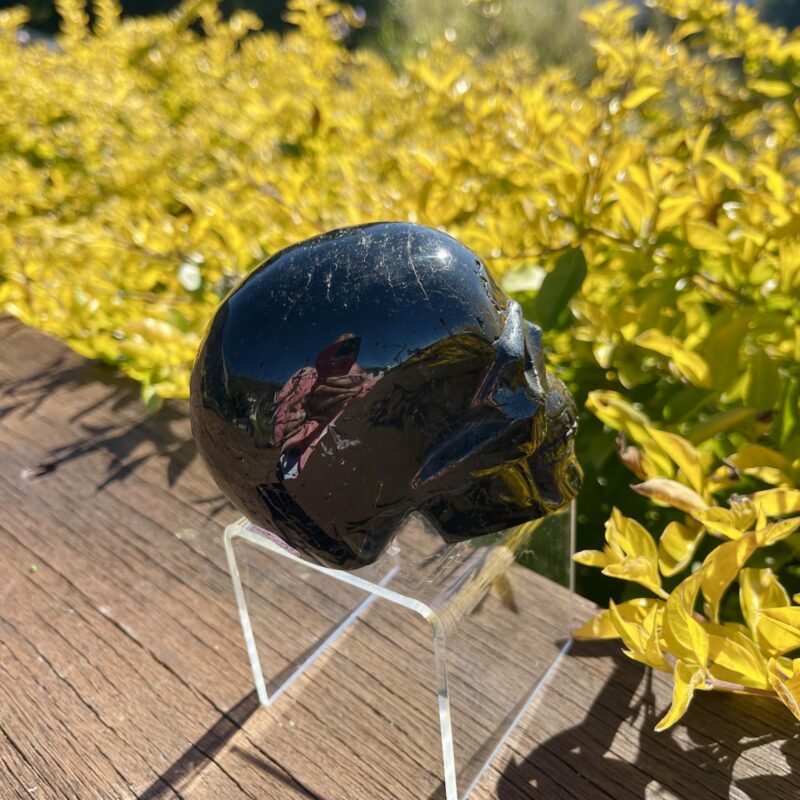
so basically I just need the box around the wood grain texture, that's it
[0,317,797,800]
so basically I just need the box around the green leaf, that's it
[686,408,756,445]
[746,349,781,412]
[699,315,749,391]
[778,373,800,449]
[528,247,587,330]
[142,383,165,414]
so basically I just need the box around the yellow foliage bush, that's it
[1,0,799,729]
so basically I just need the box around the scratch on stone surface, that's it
[278,263,313,328]
[324,270,332,302]
[406,228,433,309]
[381,242,397,299]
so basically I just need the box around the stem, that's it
[708,679,774,697]
[662,652,774,697]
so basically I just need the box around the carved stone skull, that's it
[190,222,582,569]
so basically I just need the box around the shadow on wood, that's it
[0,332,231,511]
[135,689,331,800]
[496,641,799,800]
[136,690,261,800]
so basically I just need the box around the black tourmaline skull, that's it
[190,222,581,569]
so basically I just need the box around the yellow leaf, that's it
[573,549,612,568]
[608,598,647,653]
[767,658,800,722]
[655,660,706,732]
[692,506,752,540]
[632,478,708,513]
[686,220,730,254]
[747,467,792,486]
[492,574,517,612]
[598,508,665,596]
[615,180,650,232]
[705,467,745,499]
[754,163,786,202]
[617,440,659,480]
[609,601,668,669]
[673,19,703,40]
[663,570,708,668]
[707,630,769,689]
[577,510,665,595]
[728,444,790,473]
[572,598,660,640]
[592,508,664,596]
[622,85,660,110]
[701,532,759,623]
[728,497,759,531]
[634,330,712,388]
[756,517,800,547]
[641,604,668,670]
[751,489,800,517]
[705,154,742,185]
[740,567,790,639]
[588,392,675,478]
[758,607,800,656]
[657,194,698,230]
[647,429,705,494]
[691,123,713,165]
[658,518,705,577]
[586,390,651,439]
[694,170,719,203]
[749,79,794,97]
[604,557,664,596]
[608,507,658,561]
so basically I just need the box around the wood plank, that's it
[1,317,798,800]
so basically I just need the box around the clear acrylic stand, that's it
[224,503,575,800]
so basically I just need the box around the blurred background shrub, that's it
[4,0,798,46]
[0,0,798,628]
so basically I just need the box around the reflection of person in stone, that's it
[273,334,376,479]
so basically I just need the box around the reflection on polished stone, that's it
[190,222,582,569]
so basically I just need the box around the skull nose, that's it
[414,302,548,488]
[473,301,543,409]
[524,320,546,384]
[468,301,546,458]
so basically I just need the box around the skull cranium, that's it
[190,222,582,569]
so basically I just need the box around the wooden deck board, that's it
[0,317,797,800]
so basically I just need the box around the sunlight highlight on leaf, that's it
[663,570,708,668]
[655,660,706,732]
[632,478,708,513]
